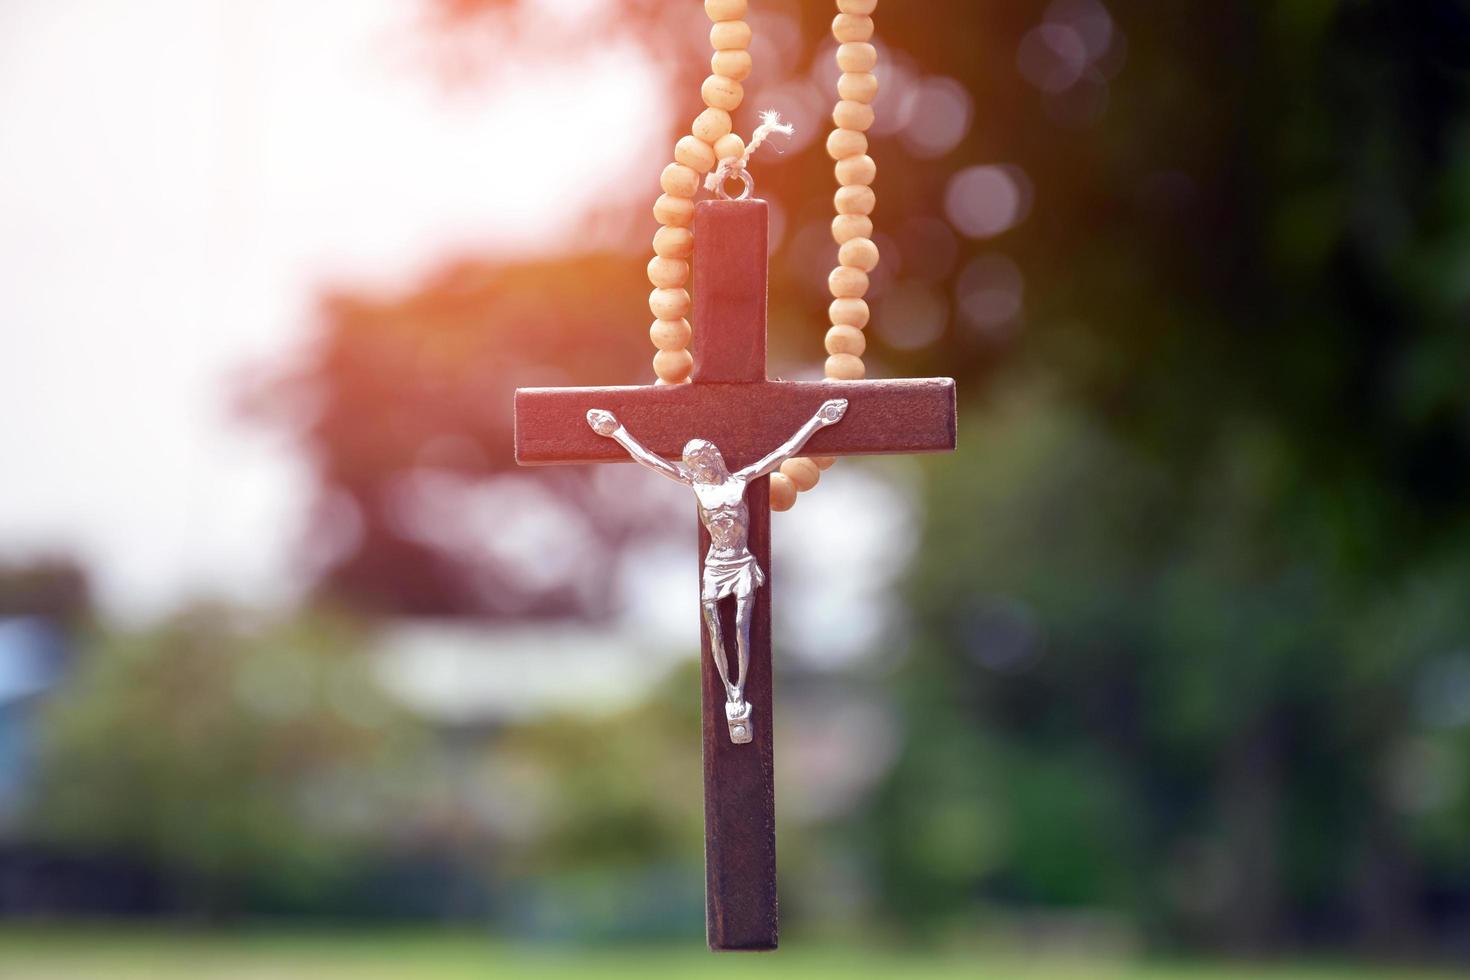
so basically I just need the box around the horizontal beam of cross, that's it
[515,378,956,468]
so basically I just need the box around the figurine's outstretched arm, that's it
[737,399,848,481]
[587,409,691,485]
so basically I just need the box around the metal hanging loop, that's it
[716,168,755,202]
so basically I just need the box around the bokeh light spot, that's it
[901,77,973,159]
[962,596,1045,674]
[955,252,1024,338]
[1018,24,1089,93]
[944,165,1033,239]
[1045,0,1115,59]
[874,280,949,351]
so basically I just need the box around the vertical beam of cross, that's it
[692,202,778,950]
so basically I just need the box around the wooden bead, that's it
[702,74,743,112]
[713,132,745,163]
[710,20,752,50]
[661,162,700,198]
[830,297,871,328]
[837,0,878,14]
[838,72,880,103]
[829,266,870,298]
[826,324,867,356]
[834,100,875,132]
[813,456,837,470]
[835,154,877,186]
[654,347,694,384]
[653,225,694,260]
[781,457,821,492]
[675,135,716,174]
[832,214,874,244]
[835,184,877,216]
[650,317,692,351]
[770,473,798,512]
[654,193,695,227]
[647,256,688,289]
[839,236,880,272]
[832,14,874,42]
[836,42,878,72]
[704,0,747,19]
[692,107,733,144]
[826,353,866,380]
[826,128,868,160]
[711,49,753,81]
[650,287,691,320]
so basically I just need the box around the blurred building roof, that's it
[370,620,690,726]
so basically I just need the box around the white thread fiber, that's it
[703,109,796,192]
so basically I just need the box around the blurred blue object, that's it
[0,617,66,708]
[0,616,69,810]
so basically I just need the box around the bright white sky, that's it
[0,0,917,670]
[0,0,667,619]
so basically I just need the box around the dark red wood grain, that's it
[693,200,768,384]
[513,198,957,952]
[693,200,779,951]
[699,474,777,951]
[514,379,956,467]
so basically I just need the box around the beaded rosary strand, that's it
[646,0,882,512]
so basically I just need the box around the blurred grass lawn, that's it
[0,930,1460,980]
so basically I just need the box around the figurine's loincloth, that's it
[702,551,766,602]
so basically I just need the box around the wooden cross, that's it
[514,199,956,951]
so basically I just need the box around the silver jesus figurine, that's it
[587,398,849,744]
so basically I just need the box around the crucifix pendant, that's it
[585,398,850,745]
[514,199,956,951]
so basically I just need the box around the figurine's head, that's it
[682,439,728,484]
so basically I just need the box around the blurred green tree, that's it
[862,0,1470,955]
[25,610,445,917]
